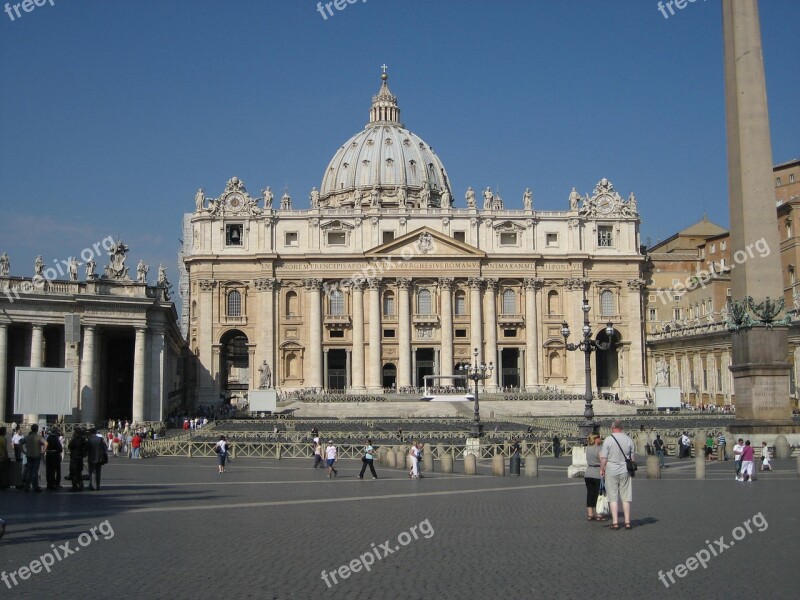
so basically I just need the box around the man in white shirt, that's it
[600,419,635,530]
[325,441,338,478]
[732,438,744,480]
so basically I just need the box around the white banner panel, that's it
[14,368,74,414]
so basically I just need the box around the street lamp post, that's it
[458,348,493,438]
[561,291,615,438]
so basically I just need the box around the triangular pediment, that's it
[366,227,486,258]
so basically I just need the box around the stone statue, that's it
[628,191,637,213]
[655,358,669,387]
[262,187,274,210]
[569,187,580,210]
[465,186,476,209]
[310,187,320,208]
[258,360,272,389]
[0,252,9,277]
[34,255,44,277]
[85,257,96,280]
[523,188,533,210]
[68,257,79,281]
[440,187,451,208]
[195,188,205,212]
[482,187,493,210]
[104,240,130,280]
[793,290,800,312]
[136,259,149,283]
[370,185,380,208]
[420,183,431,208]
[397,185,407,208]
[158,264,168,285]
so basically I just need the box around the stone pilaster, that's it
[351,281,366,392]
[304,278,323,390]
[367,279,382,393]
[254,277,277,389]
[524,278,543,391]
[438,277,454,381]
[483,278,498,391]
[468,277,483,364]
[397,277,411,389]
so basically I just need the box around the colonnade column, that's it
[397,277,412,389]
[468,278,483,365]
[26,324,44,423]
[483,278,498,392]
[132,327,147,424]
[367,279,382,393]
[255,278,277,388]
[304,278,323,390]
[523,278,542,391]
[438,277,454,381]
[80,325,96,423]
[323,349,329,390]
[0,324,7,423]
[351,282,366,392]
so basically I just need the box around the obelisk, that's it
[723,0,794,431]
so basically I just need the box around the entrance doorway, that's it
[500,348,520,389]
[595,330,620,389]
[220,330,249,394]
[415,348,434,388]
[327,349,347,391]
[382,363,397,390]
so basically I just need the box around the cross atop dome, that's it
[370,66,401,125]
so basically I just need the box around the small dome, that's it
[319,71,451,208]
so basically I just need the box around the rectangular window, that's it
[383,329,396,338]
[327,232,346,246]
[673,307,681,320]
[455,329,467,338]
[285,232,298,247]
[382,231,395,244]
[329,330,344,339]
[790,174,796,184]
[499,232,517,246]
[720,241,727,251]
[597,226,613,247]
[503,329,516,338]
[453,231,466,243]
[226,224,243,246]
[546,233,558,247]
[710,244,716,254]
[776,177,782,187]
[648,308,657,321]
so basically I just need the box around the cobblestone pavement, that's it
[1,455,798,599]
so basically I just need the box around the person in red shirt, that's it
[738,440,755,482]
[131,433,142,459]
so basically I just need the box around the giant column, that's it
[351,282,366,392]
[367,279,382,393]
[198,279,216,403]
[26,324,44,423]
[438,277,454,381]
[397,278,412,389]
[304,278,323,390]
[723,0,793,428]
[483,278,498,391]
[132,327,147,424]
[625,278,648,401]
[524,278,542,391]
[468,278,483,365]
[0,324,7,423]
[255,278,277,387]
[148,326,165,421]
[79,325,96,423]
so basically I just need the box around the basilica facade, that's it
[181,73,648,404]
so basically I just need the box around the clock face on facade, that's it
[597,195,613,214]
[227,194,243,209]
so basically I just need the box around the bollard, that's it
[423,452,434,473]
[774,435,790,460]
[387,449,397,469]
[492,453,505,476]
[276,442,281,460]
[440,455,453,473]
[509,453,521,476]
[524,455,538,477]
[464,454,477,475]
[188,443,192,458]
[646,455,661,479]
[694,436,705,461]
[400,447,410,471]
[695,455,706,479]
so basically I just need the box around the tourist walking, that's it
[409,442,421,479]
[312,440,324,469]
[733,438,744,479]
[600,419,635,530]
[358,439,378,479]
[584,434,605,521]
[705,434,714,461]
[87,428,108,490]
[717,433,727,461]
[214,435,229,473]
[325,440,338,478]
[653,434,665,468]
[22,424,46,493]
[760,441,771,471]
[552,435,561,459]
[67,428,88,491]
[738,440,755,482]
[44,428,63,490]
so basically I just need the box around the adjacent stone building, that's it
[181,72,649,405]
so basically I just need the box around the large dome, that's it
[319,72,452,209]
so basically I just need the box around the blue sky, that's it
[1,0,798,286]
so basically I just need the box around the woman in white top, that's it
[214,436,228,473]
[759,442,771,471]
[409,442,421,479]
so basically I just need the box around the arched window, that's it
[383,291,395,316]
[329,289,344,315]
[418,289,432,315]
[547,290,559,315]
[600,290,614,317]
[502,289,516,314]
[227,290,241,317]
[286,291,298,317]
[454,290,466,315]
